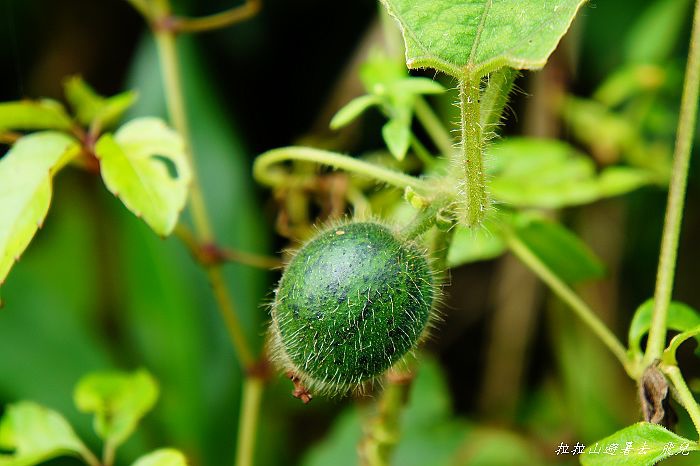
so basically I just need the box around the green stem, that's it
[458,78,488,227]
[151,3,255,369]
[173,0,261,33]
[506,232,630,372]
[79,447,101,466]
[662,364,700,439]
[235,377,265,466]
[414,97,454,157]
[102,440,116,466]
[400,196,452,240]
[409,134,435,168]
[645,0,700,366]
[360,373,413,466]
[253,146,427,191]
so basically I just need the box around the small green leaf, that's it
[131,449,188,466]
[0,100,72,132]
[0,132,79,285]
[329,95,381,130]
[628,299,700,359]
[513,214,605,284]
[0,401,93,466]
[382,118,411,160]
[74,369,159,448]
[391,77,445,95]
[380,0,587,79]
[64,76,137,129]
[580,422,698,465]
[95,117,192,236]
[360,52,406,94]
[447,220,506,267]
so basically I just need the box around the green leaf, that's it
[95,117,192,236]
[580,422,698,465]
[623,0,693,64]
[628,299,700,359]
[329,95,381,130]
[64,76,138,129]
[0,132,79,285]
[0,100,72,132]
[487,138,651,208]
[513,214,605,284]
[74,369,159,448]
[380,0,587,79]
[0,401,93,466]
[382,118,411,160]
[447,220,507,267]
[131,449,188,466]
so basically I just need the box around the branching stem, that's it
[151,3,256,370]
[645,0,700,366]
[173,0,261,33]
[661,364,700,439]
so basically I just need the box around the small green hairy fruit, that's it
[269,221,437,396]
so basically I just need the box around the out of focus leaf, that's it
[131,449,188,466]
[594,65,666,107]
[447,219,506,267]
[0,100,72,132]
[0,401,94,466]
[0,132,79,285]
[74,369,159,448]
[513,214,605,284]
[95,117,191,236]
[628,299,700,359]
[488,138,651,209]
[382,118,411,160]
[380,0,586,78]
[623,0,693,64]
[64,76,137,129]
[580,422,698,465]
[330,95,381,130]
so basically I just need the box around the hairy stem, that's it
[152,3,255,368]
[400,196,452,240]
[507,232,630,373]
[662,364,700,439]
[414,96,454,156]
[235,377,265,466]
[173,0,261,33]
[645,0,700,365]
[458,78,487,227]
[254,146,427,191]
[360,372,413,466]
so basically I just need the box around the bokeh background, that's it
[1,0,699,465]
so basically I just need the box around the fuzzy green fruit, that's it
[270,221,435,395]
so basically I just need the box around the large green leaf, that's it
[628,299,700,359]
[74,369,159,448]
[447,216,507,267]
[0,132,78,285]
[131,449,188,466]
[64,76,138,129]
[95,117,191,236]
[513,214,605,284]
[0,402,94,466]
[580,422,699,465]
[0,100,73,132]
[380,0,587,79]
